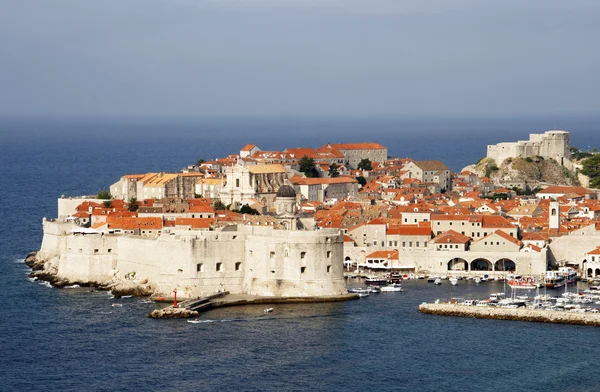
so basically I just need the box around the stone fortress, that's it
[486,130,573,169]
[37,186,348,300]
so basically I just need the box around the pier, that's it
[149,291,359,318]
[419,303,600,327]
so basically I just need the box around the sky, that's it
[1,0,599,117]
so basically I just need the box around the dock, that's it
[419,303,600,327]
[149,291,359,318]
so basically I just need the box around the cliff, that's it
[465,156,581,189]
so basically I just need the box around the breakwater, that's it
[419,303,600,327]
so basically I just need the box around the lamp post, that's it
[173,289,178,308]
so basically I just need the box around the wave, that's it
[38,281,53,288]
[65,284,81,289]
[13,258,25,263]
[28,277,38,282]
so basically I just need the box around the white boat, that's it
[111,303,123,308]
[358,292,370,298]
[434,278,442,285]
[264,307,274,313]
[187,319,202,324]
[449,277,458,286]
[380,284,403,292]
[474,277,481,284]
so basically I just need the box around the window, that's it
[388,241,392,247]
[301,251,306,259]
[496,242,500,245]
[270,251,275,259]
[327,265,331,273]
[197,263,204,272]
[402,242,406,247]
[485,242,487,245]
[94,249,98,254]
[424,241,427,247]
[301,267,306,274]
[235,262,242,271]
[327,251,332,259]
[216,262,222,272]
[416,242,420,247]
[374,240,378,246]
[236,179,240,188]
[444,244,448,248]
[409,242,412,247]
[108,249,112,253]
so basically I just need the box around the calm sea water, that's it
[1,116,600,392]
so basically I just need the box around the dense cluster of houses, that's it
[90,141,600,277]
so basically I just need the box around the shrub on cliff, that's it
[97,187,112,200]
[581,154,600,188]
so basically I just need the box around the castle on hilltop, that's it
[486,130,572,169]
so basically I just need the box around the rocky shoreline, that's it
[25,251,154,298]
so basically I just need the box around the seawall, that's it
[419,303,600,327]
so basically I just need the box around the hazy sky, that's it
[1,0,599,117]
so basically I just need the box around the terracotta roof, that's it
[106,217,163,230]
[521,232,549,241]
[326,142,386,150]
[366,250,399,260]
[174,218,214,229]
[241,144,257,151]
[537,186,595,195]
[432,230,471,244]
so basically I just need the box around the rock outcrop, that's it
[148,307,199,319]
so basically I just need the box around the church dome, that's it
[276,184,296,198]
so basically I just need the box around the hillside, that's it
[465,156,581,188]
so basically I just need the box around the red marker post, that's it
[173,289,178,308]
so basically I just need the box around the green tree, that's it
[328,163,340,178]
[103,200,113,208]
[299,155,318,178]
[97,187,112,200]
[197,158,205,166]
[239,204,260,215]
[128,197,139,212]
[357,158,372,171]
[213,200,227,210]
[581,154,600,188]
[356,176,367,186]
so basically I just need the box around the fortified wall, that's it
[38,219,347,299]
[486,130,573,169]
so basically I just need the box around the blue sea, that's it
[1,116,600,392]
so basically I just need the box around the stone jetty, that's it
[419,303,600,327]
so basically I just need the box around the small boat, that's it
[358,292,370,298]
[264,307,274,313]
[449,277,458,286]
[365,276,388,285]
[187,319,202,324]
[434,278,442,285]
[111,303,123,308]
[474,277,481,284]
[508,278,537,290]
[380,283,403,292]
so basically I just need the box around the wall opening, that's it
[197,263,204,272]
[327,265,331,273]
[235,262,242,271]
[301,267,306,274]
[216,262,222,272]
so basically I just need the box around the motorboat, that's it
[380,283,403,292]
[508,277,537,290]
[264,307,274,313]
[358,292,370,298]
[365,276,388,285]
[187,319,202,324]
[474,277,481,284]
[449,277,458,286]
[434,278,442,285]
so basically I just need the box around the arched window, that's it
[551,208,557,216]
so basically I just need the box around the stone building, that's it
[219,163,288,210]
[321,143,387,169]
[486,130,572,167]
[402,160,452,191]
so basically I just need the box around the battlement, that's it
[487,130,571,165]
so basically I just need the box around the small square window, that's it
[235,262,242,271]
[216,262,222,272]
[301,267,306,274]
[197,263,204,272]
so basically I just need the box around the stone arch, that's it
[596,268,600,277]
[448,258,468,271]
[587,268,593,278]
[494,258,516,271]
[551,208,557,216]
[471,258,492,271]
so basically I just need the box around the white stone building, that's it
[486,130,572,167]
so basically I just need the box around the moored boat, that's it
[380,283,403,292]
[450,277,458,286]
[508,277,537,290]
